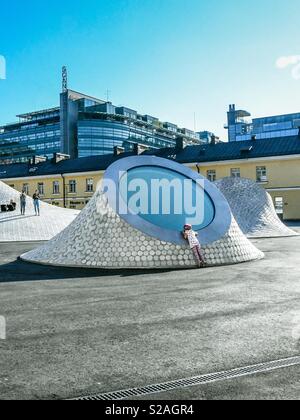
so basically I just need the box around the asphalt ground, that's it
[0,226,299,400]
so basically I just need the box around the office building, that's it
[226,104,300,142]
[0,88,204,165]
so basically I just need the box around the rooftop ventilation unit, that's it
[240,146,253,155]
[113,146,125,156]
[29,156,47,165]
[52,153,70,164]
[175,136,187,151]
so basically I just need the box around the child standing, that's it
[183,224,206,268]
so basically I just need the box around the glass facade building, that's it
[0,109,60,164]
[226,104,300,142]
[0,89,204,165]
[197,131,217,143]
[77,117,176,158]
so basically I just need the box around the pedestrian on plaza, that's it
[20,191,27,216]
[33,190,40,216]
[183,224,206,268]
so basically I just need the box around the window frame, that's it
[230,168,241,178]
[52,181,60,195]
[256,166,268,182]
[37,182,45,196]
[207,169,216,182]
[274,196,284,214]
[86,178,94,193]
[22,183,29,195]
[69,180,77,194]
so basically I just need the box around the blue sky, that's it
[0,0,299,139]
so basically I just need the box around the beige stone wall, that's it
[191,158,300,220]
[268,190,300,220]
[3,173,104,210]
[2,155,300,219]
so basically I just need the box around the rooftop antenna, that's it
[62,66,68,93]
[105,89,111,102]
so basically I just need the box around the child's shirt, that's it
[186,230,200,249]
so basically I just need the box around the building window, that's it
[53,181,60,195]
[23,184,29,195]
[207,170,216,182]
[256,166,267,182]
[274,197,284,215]
[38,182,44,196]
[69,180,77,194]
[231,168,241,178]
[86,178,94,192]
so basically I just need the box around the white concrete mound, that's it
[21,187,264,269]
[0,181,79,242]
[215,177,298,238]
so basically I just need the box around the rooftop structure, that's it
[226,104,300,142]
[0,132,300,181]
[0,82,207,165]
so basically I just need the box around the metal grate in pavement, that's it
[72,355,300,400]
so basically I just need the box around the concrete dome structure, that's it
[21,157,264,269]
[215,177,297,238]
[0,181,79,242]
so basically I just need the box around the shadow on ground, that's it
[0,215,36,224]
[1,223,300,283]
[0,260,174,283]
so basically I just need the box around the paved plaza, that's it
[0,225,299,400]
[0,182,79,242]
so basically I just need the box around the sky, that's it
[0,0,300,140]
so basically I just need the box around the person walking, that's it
[20,191,27,216]
[33,190,40,216]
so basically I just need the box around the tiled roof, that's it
[149,133,300,164]
[0,134,300,180]
[0,153,132,179]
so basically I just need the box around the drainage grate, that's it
[72,355,300,400]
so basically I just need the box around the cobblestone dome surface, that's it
[21,188,264,269]
[215,177,298,239]
[0,181,79,242]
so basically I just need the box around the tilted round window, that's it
[119,166,215,232]
[103,156,232,246]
